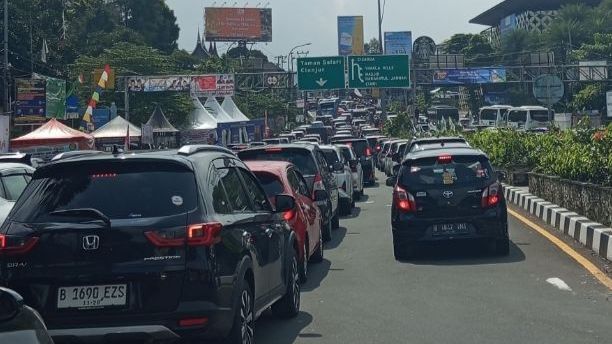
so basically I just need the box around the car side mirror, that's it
[386,176,397,187]
[313,189,328,202]
[0,287,24,322]
[274,194,296,213]
[497,171,507,182]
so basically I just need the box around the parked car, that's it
[328,138,375,185]
[0,145,301,343]
[0,287,54,344]
[336,144,364,201]
[227,143,250,152]
[238,144,340,240]
[245,161,324,283]
[401,137,470,160]
[319,145,354,216]
[389,147,509,260]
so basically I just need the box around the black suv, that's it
[389,148,509,260]
[238,144,340,241]
[330,138,375,185]
[0,145,301,344]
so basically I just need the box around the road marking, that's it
[509,208,612,291]
[546,277,572,292]
[365,201,375,204]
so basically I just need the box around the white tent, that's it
[92,116,141,139]
[189,97,217,129]
[221,96,250,122]
[203,97,235,123]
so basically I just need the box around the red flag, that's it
[124,125,130,151]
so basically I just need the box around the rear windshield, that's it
[11,162,197,222]
[322,150,340,164]
[530,110,550,122]
[410,142,469,152]
[252,172,284,198]
[238,149,317,176]
[401,155,493,187]
[337,140,368,157]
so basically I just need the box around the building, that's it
[191,29,211,60]
[470,0,602,46]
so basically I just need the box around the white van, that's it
[506,106,552,130]
[478,105,512,127]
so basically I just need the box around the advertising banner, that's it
[337,16,364,56]
[384,31,412,55]
[191,74,235,97]
[500,14,517,36]
[15,79,46,121]
[45,77,66,119]
[92,108,111,129]
[205,8,272,42]
[433,68,506,85]
[0,115,9,153]
[127,76,192,92]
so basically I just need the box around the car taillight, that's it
[393,185,416,213]
[283,209,296,221]
[144,231,185,248]
[312,173,325,194]
[481,183,501,208]
[438,154,452,164]
[375,145,381,152]
[0,235,40,256]
[365,147,372,157]
[145,223,223,248]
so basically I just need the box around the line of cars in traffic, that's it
[0,116,379,343]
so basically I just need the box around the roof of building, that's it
[470,0,602,26]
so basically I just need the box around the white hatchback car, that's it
[319,145,354,216]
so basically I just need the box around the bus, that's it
[506,106,552,130]
[318,98,340,117]
[479,105,512,127]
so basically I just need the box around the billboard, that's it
[15,79,46,121]
[337,16,364,56]
[127,76,192,92]
[191,74,234,97]
[45,77,66,119]
[384,31,412,55]
[433,68,506,85]
[499,14,517,36]
[205,8,272,42]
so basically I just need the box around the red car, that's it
[245,161,324,282]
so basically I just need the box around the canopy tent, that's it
[92,116,141,139]
[221,96,250,122]
[11,118,94,152]
[189,97,218,129]
[203,97,235,123]
[146,104,178,133]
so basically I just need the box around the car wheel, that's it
[353,190,361,202]
[310,224,324,263]
[332,213,340,229]
[393,235,417,260]
[227,279,254,344]
[495,238,510,256]
[299,242,308,283]
[271,249,300,318]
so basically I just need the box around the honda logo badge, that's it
[82,235,100,251]
[442,191,454,199]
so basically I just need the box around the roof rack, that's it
[177,145,235,156]
[51,150,107,162]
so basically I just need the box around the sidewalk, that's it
[503,184,612,262]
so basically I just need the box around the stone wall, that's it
[529,172,612,227]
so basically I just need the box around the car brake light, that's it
[179,317,208,327]
[283,209,296,221]
[265,147,283,152]
[393,185,416,213]
[438,155,452,164]
[144,231,184,248]
[375,145,381,152]
[187,223,223,246]
[365,147,372,157]
[481,183,501,208]
[0,235,40,256]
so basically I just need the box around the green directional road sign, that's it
[347,55,410,88]
[297,56,346,90]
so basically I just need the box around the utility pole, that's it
[3,0,9,115]
[377,0,386,117]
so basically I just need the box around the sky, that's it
[165,0,497,59]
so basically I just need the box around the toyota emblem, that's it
[442,191,454,199]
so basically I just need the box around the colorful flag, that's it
[80,64,111,132]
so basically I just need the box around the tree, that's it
[572,33,612,60]
[226,47,269,62]
[442,33,493,66]
[364,38,381,55]
[571,83,606,111]
[499,30,542,65]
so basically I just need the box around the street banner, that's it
[0,115,9,153]
[433,68,506,85]
[337,16,364,56]
[45,77,66,119]
[93,68,116,89]
[384,31,412,55]
[127,76,192,92]
[205,8,272,42]
[80,64,112,131]
[15,79,46,121]
[191,74,235,97]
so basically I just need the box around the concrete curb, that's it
[503,184,612,262]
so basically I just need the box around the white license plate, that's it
[57,284,127,309]
[432,223,469,235]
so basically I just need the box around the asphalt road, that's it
[255,171,612,344]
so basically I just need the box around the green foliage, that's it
[383,112,414,139]
[571,33,612,60]
[115,0,180,53]
[364,38,381,55]
[571,83,607,111]
[234,91,287,120]
[226,47,269,62]
[442,34,493,66]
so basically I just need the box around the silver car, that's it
[319,145,354,216]
[336,144,364,202]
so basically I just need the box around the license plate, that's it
[432,223,469,236]
[57,284,127,309]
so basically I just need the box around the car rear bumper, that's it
[392,211,507,244]
[45,301,234,342]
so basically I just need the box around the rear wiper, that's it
[48,208,111,226]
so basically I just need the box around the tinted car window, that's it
[339,147,353,161]
[253,171,284,199]
[338,140,368,157]
[508,110,527,122]
[480,109,498,121]
[293,170,311,197]
[211,168,232,214]
[239,149,317,176]
[401,155,494,187]
[219,168,252,212]
[1,174,30,201]
[322,150,340,165]
[410,142,469,152]
[238,168,272,212]
[11,162,197,222]
[530,110,550,122]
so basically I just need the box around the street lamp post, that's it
[287,43,311,73]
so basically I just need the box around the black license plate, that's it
[432,223,469,236]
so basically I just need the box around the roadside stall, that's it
[92,116,141,151]
[145,105,179,148]
[179,97,218,145]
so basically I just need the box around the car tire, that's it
[227,278,254,344]
[353,190,361,202]
[340,199,351,216]
[310,224,324,263]
[322,218,332,242]
[271,249,300,319]
[393,236,417,260]
[332,213,340,229]
[299,242,308,283]
[495,238,510,256]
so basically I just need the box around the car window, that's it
[1,174,30,201]
[253,171,284,199]
[237,168,272,212]
[11,162,197,222]
[401,155,494,187]
[286,168,302,194]
[218,168,253,213]
[294,170,312,197]
[238,148,318,176]
[322,150,340,165]
[340,147,353,162]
